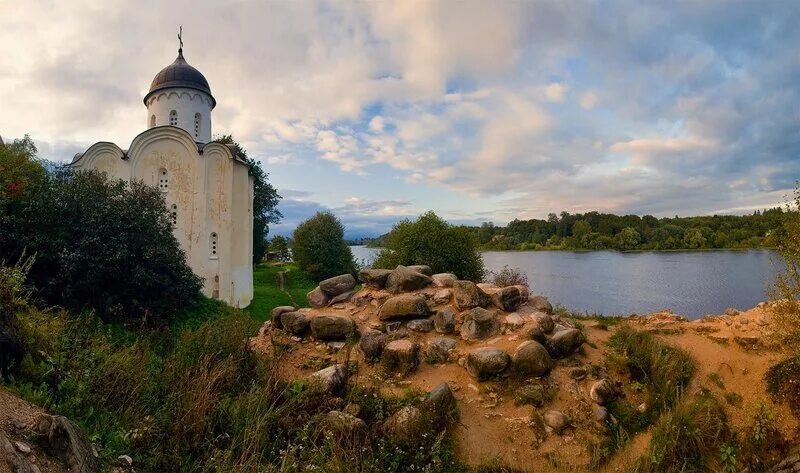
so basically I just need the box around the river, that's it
[349,246,782,319]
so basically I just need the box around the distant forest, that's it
[367,209,789,252]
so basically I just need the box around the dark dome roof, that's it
[143,49,216,108]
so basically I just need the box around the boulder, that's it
[385,265,433,293]
[384,406,424,446]
[308,364,347,395]
[453,280,491,310]
[310,314,356,340]
[407,319,433,332]
[425,382,457,416]
[476,282,499,294]
[433,308,456,333]
[460,307,500,341]
[319,274,357,297]
[358,268,393,288]
[381,340,420,374]
[725,307,740,316]
[532,312,555,333]
[33,414,99,473]
[590,379,618,406]
[529,295,553,314]
[307,287,330,308]
[359,329,387,362]
[0,430,37,473]
[330,290,354,304]
[432,289,452,305]
[503,313,525,331]
[465,347,510,380]
[513,285,530,301]
[515,384,548,407]
[325,410,367,441]
[270,306,296,329]
[543,410,571,435]
[378,294,430,321]
[280,311,310,336]
[408,265,434,276]
[512,341,553,377]
[546,328,585,358]
[432,273,457,288]
[492,286,523,312]
[425,337,457,364]
[522,322,548,344]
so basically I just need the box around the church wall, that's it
[146,87,213,142]
[229,164,254,307]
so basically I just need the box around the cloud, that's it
[544,83,568,102]
[579,91,598,109]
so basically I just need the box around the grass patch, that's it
[765,354,800,416]
[554,305,621,330]
[246,263,317,321]
[706,372,725,390]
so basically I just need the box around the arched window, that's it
[150,114,156,128]
[158,168,168,191]
[170,204,178,226]
[194,113,201,139]
[169,110,178,126]
[210,232,218,258]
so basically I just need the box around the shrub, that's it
[292,211,356,281]
[737,402,790,471]
[486,265,529,290]
[765,354,800,416]
[769,183,800,350]
[373,212,485,281]
[1,168,202,322]
[0,258,33,378]
[636,392,732,472]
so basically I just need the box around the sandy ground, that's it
[0,389,64,473]
[253,288,800,472]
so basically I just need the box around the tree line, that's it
[470,210,787,251]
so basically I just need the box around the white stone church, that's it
[72,43,254,307]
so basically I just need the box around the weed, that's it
[765,354,800,416]
[707,372,725,390]
[724,391,743,407]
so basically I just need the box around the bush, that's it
[765,354,800,416]
[486,265,528,289]
[769,184,800,350]
[292,211,356,281]
[0,258,33,378]
[1,168,202,322]
[373,212,485,281]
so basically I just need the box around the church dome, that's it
[143,49,216,108]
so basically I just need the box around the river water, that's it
[350,246,781,319]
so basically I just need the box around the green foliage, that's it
[213,135,282,263]
[268,235,290,261]
[373,211,485,281]
[470,209,786,251]
[246,263,316,321]
[765,354,800,416]
[634,392,732,472]
[737,402,790,471]
[1,167,202,322]
[0,257,34,378]
[0,135,45,200]
[607,326,696,415]
[768,183,800,350]
[292,212,356,281]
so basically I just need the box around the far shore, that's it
[357,245,777,254]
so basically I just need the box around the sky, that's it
[1,1,799,238]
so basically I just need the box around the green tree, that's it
[292,212,355,281]
[572,219,592,240]
[683,228,706,249]
[1,168,202,322]
[373,211,485,281]
[268,235,290,261]
[615,227,641,250]
[214,135,281,263]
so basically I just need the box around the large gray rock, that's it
[453,280,491,310]
[425,382,457,424]
[329,290,354,304]
[543,410,571,435]
[270,306,296,329]
[358,268,393,288]
[433,308,456,333]
[385,265,433,293]
[512,340,553,377]
[590,379,619,406]
[532,312,555,333]
[310,314,356,340]
[381,339,420,374]
[307,287,330,308]
[359,329,387,362]
[384,406,424,446]
[529,295,553,314]
[33,414,99,473]
[460,307,500,341]
[465,347,510,380]
[514,384,548,407]
[432,289,452,305]
[513,285,529,301]
[325,410,367,441]
[492,286,523,312]
[546,328,585,358]
[425,337,457,364]
[308,364,347,394]
[432,273,457,288]
[408,265,434,276]
[319,274,357,297]
[522,321,548,344]
[280,311,310,336]
[378,294,430,321]
[407,318,433,332]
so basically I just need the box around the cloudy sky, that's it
[1,1,798,238]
